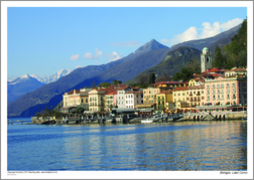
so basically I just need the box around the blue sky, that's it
[6,4,248,80]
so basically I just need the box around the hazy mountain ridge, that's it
[8,74,46,102]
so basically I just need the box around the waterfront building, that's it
[117,86,136,108]
[204,75,247,107]
[62,88,91,113]
[225,67,247,77]
[105,91,116,112]
[88,88,106,113]
[172,87,188,110]
[125,90,143,109]
[200,46,213,72]
[155,90,174,114]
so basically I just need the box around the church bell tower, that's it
[200,46,212,72]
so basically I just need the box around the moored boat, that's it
[141,119,153,123]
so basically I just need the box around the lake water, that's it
[7,118,247,171]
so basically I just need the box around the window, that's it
[218,90,220,93]
[207,96,210,100]
[174,94,176,96]
[218,95,220,99]
[217,84,220,88]
[227,83,229,88]
[207,90,210,94]
[233,83,235,87]
[227,94,230,99]
[213,95,215,100]
[207,85,210,89]
[221,84,224,88]
[136,95,138,98]
[178,93,180,96]
[233,94,236,99]
[213,85,215,89]
[213,90,215,94]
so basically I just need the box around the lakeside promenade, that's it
[30,111,247,125]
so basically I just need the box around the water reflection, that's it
[8,120,247,171]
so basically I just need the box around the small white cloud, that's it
[69,54,80,60]
[84,48,103,59]
[161,39,169,43]
[110,41,142,47]
[108,51,122,62]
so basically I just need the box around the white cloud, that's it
[170,26,198,45]
[161,39,169,43]
[108,51,122,62]
[164,18,244,46]
[199,22,221,39]
[109,41,142,47]
[84,48,103,59]
[69,54,80,60]
[220,18,244,31]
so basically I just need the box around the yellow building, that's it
[156,90,174,113]
[88,88,106,112]
[62,88,91,113]
[172,87,188,109]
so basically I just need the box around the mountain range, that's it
[7,23,242,117]
[8,39,170,117]
[8,74,46,102]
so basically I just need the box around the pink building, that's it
[204,76,247,106]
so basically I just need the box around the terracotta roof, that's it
[106,91,117,95]
[201,67,227,74]
[193,78,205,83]
[172,87,188,91]
[68,89,80,94]
[228,68,247,72]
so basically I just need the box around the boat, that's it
[141,119,153,123]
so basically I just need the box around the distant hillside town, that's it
[61,46,247,116]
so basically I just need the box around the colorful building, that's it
[156,90,174,113]
[125,90,143,109]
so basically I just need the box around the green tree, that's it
[98,82,111,88]
[148,73,156,85]
[213,47,226,68]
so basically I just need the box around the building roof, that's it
[68,89,80,95]
[227,68,247,72]
[201,67,227,74]
[193,78,205,83]
[106,91,117,95]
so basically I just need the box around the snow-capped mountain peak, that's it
[30,69,72,84]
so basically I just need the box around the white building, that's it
[125,90,143,109]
